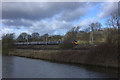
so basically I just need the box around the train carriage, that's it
[15,41,63,45]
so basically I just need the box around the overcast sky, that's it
[1,2,118,38]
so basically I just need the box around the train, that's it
[15,41,64,45]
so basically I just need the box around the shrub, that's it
[59,39,75,49]
[2,33,15,54]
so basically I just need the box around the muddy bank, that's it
[9,46,119,68]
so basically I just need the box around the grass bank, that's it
[9,43,119,68]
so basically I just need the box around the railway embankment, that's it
[9,43,119,68]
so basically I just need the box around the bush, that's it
[2,33,15,54]
[104,28,118,45]
[59,39,75,49]
[59,26,79,49]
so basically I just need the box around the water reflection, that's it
[2,55,118,78]
[2,55,15,78]
[77,64,118,77]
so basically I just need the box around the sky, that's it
[1,2,119,39]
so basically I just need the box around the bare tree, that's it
[105,14,119,45]
[65,26,80,40]
[17,32,28,42]
[31,32,40,41]
[106,14,118,29]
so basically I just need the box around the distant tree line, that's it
[16,33,64,42]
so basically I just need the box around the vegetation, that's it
[9,49,119,68]
[0,40,1,54]
[16,32,63,42]
[2,33,15,54]
[59,26,79,49]
[2,14,119,53]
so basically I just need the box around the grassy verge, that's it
[9,43,119,68]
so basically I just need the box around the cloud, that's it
[75,2,119,30]
[56,2,94,21]
[1,27,30,39]
[1,19,73,38]
[2,19,33,27]
[98,2,118,18]
[2,2,96,37]
[2,2,94,21]
[27,19,73,35]
[118,2,120,16]
[2,2,61,20]
[77,17,98,29]
[4,2,118,39]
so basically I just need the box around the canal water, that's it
[0,54,2,79]
[2,55,118,78]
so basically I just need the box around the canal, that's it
[2,55,118,78]
[0,54,2,79]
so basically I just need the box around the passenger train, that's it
[15,41,64,45]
